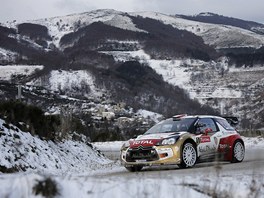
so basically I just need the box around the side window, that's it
[197,118,218,133]
[216,118,234,131]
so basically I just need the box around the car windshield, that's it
[145,118,196,134]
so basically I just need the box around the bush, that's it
[0,165,19,173]
[33,177,59,198]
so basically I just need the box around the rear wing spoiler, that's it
[223,116,239,126]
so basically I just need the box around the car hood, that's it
[129,132,187,148]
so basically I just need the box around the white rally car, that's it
[121,115,245,172]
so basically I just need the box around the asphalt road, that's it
[100,148,264,177]
[78,147,264,198]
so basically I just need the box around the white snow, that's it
[93,141,124,154]
[0,119,111,175]
[49,70,95,93]
[211,88,242,98]
[243,136,264,149]
[0,65,44,81]
[136,109,164,123]
[104,14,147,33]
[27,70,103,98]
[0,48,18,62]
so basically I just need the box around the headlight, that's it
[121,141,130,150]
[161,138,176,145]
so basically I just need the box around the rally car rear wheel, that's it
[178,142,197,168]
[231,140,245,163]
[125,165,143,172]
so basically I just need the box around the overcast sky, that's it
[1,0,263,24]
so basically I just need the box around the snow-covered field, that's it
[0,115,264,198]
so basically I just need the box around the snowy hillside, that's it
[38,10,264,49]
[131,12,264,49]
[102,48,264,128]
[4,9,264,50]
[21,9,146,48]
[0,118,112,175]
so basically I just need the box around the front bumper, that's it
[120,144,181,167]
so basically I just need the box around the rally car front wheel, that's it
[178,142,197,168]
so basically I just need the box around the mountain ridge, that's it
[0,9,264,135]
[177,12,264,34]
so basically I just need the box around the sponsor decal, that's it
[132,140,154,145]
[219,144,228,149]
[129,139,160,148]
[199,145,216,153]
[200,136,211,143]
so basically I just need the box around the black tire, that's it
[231,140,245,163]
[178,142,197,168]
[125,166,143,172]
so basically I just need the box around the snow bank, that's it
[243,136,264,149]
[0,119,111,175]
[0,162,263,198]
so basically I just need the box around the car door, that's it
[195,118,219,158]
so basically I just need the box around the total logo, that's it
[132,140,154,145]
